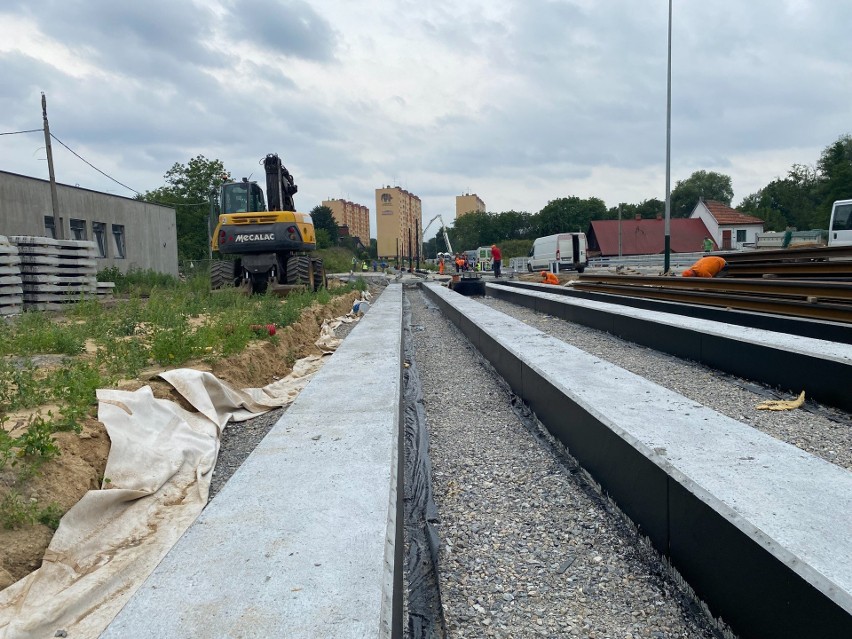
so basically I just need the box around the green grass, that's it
[0,271,363,484]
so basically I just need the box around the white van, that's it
[828,199,852,246]
[527,233,588,273]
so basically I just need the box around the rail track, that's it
[572,274,852,323]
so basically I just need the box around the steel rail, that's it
[576,274,852,302]
[571,281,852,323]
[726,261,852,277]
[719,245,852,262]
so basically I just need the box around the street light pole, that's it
[663,0,672,274]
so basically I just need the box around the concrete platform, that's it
[487,281,852,412]
[102,284,404,639]
[422,282,852,639]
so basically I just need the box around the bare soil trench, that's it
[0,288,363,590]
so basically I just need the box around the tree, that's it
[669,170,734,218]
[534,196,607,236]
[816,134,852,226]
[452,211,491,250]
[493,210,535,241]
[738,191,789,232]
[309,205,339,246]
[143,155,230,261]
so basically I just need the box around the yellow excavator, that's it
[210,153,326,294]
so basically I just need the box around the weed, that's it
[16,414,60,462]
[37,502,63,530]
[0,427,14,470]
[0,492,63,530]
[0,491,38,529]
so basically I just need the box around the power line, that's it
[50,132,141,196]
[49,132,215,207]
[0,128,41,136]
[6,126,214,208]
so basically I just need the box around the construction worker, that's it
[682,255,728,278]
[454,253,464,273]
[438,256,445,274]
[350,256,357,275]
[702,237,713,253]
[539,271,560,285]
[491,244,502,278]
[361,260,368,272]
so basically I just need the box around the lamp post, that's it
[663,0,672,274]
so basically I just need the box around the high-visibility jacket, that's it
[682,256,726,278]
[540,271,559,285]
[362,261,368,271]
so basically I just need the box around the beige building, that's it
[376,186,422,260]
[456,193,485,218]
[322,198,370,242]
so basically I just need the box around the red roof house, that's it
[690,200,764,250]
[587,217,714,256]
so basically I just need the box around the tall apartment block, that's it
[455,193,485,218]
[376,186,422,260]
[322,198,371,243]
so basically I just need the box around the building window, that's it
[112,224,126,259]
[381,193,392,203]
[93,222,108,258]
[70,219,87,241]
[44,216,56,239]
[736,229,747,243]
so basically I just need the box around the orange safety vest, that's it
[682,256,726,278]
[540,271,559,285]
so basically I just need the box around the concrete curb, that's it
[423,282,852,639]
[102,284,405,639]
[487,281,852,412]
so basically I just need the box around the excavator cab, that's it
[221,180,266,214]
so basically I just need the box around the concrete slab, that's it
[495,279,852,344]
[102,284,404,639]
[487,282,852,411]
[423,282,852,639]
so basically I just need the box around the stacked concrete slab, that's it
[0,235,23,316]
[9,236,102,310]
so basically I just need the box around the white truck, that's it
[828,199,852,246]
[527,232,588,273]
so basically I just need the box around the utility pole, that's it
[42,93,63,239]
[663,0,672,274]
[618,204,623,258]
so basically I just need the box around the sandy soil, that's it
[0,287,362,590]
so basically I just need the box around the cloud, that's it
[10,1,225,82]
[224,0,338,62]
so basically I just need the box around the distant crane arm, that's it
[423,214,453,255]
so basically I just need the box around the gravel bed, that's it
[409,289,722,639]
[477,294,852,471]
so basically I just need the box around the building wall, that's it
[0,170,178,275]
[718,224,763,250]
[376,186,422,260]
[690,202,764,250]
[455,193,485,218]
[322,198,371,242]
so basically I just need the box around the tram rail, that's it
[573,274,852,323]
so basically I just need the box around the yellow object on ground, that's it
[756,391,805,411]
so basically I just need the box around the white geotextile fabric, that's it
[0,315,354,639]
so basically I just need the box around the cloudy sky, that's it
[1,0,849,239]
